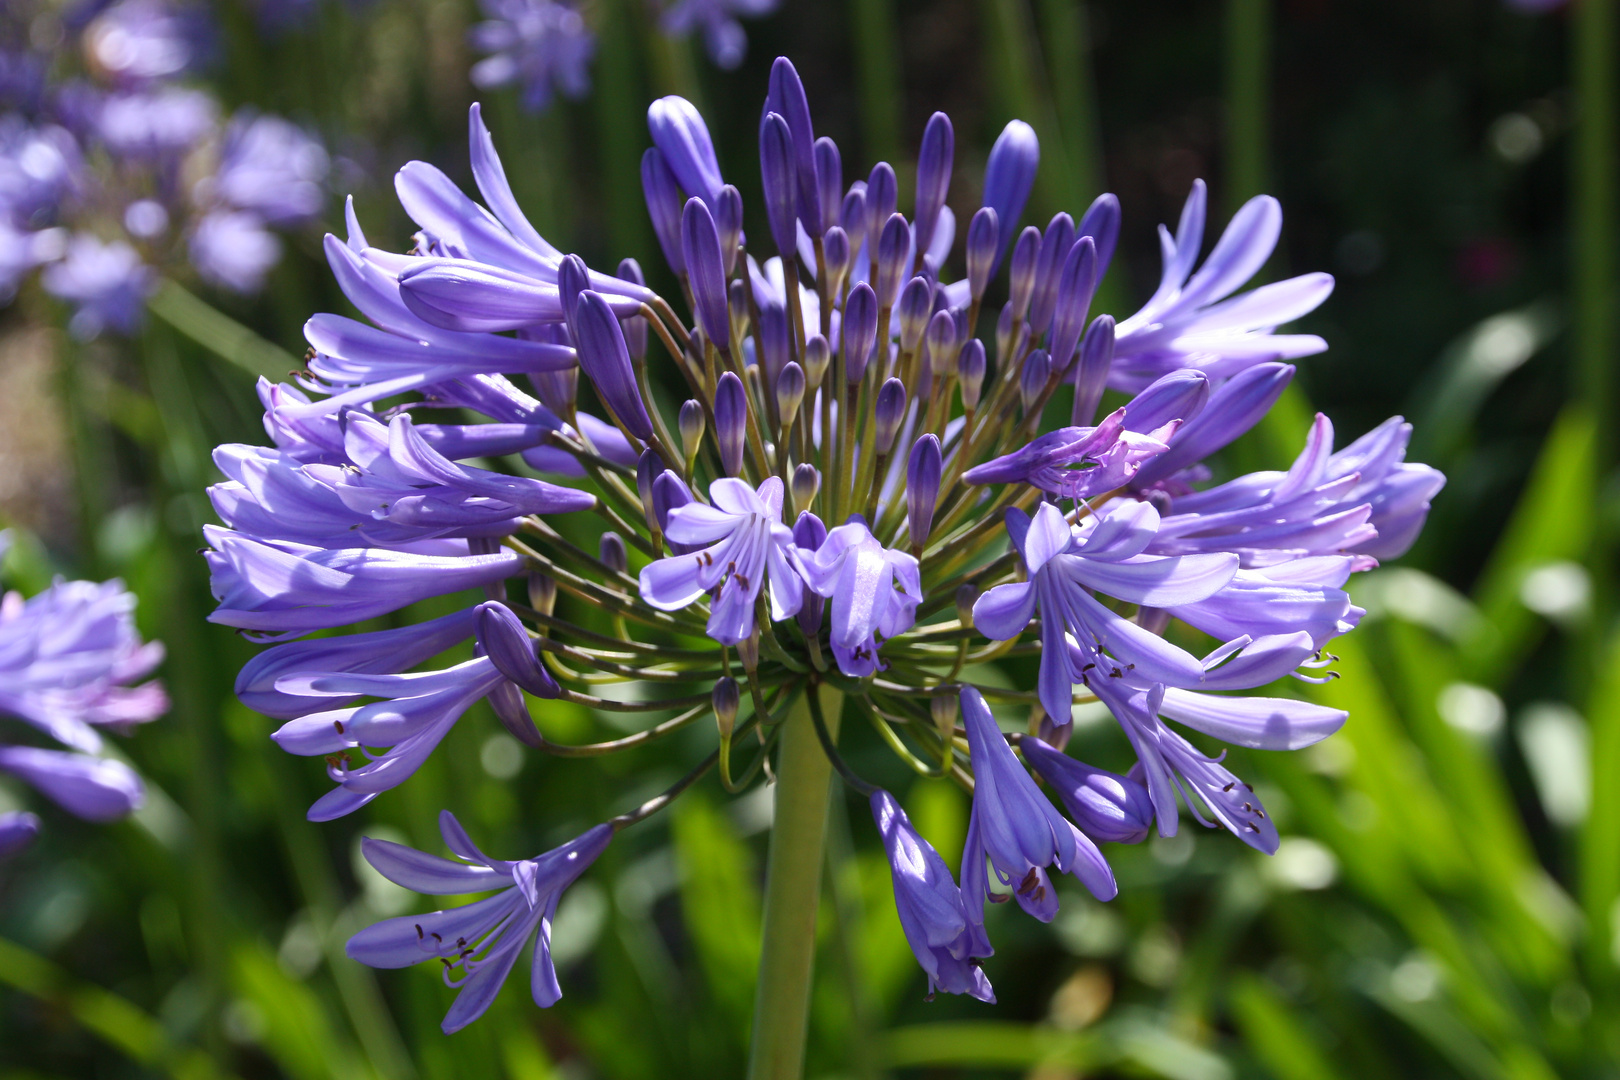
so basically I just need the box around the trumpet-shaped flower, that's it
[793,519,920,676]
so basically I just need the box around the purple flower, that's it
[189,209,280,294]
[0,746,144,822]
[639,477,802,645]
[347,812,611,1032]
[0,810,40,859]
[0,120,82,226]
[1019,738,1154,844]
[0,220,65,302]
[203,526,526,638]
[648,95,724,210]
[95,87,217,162]
[41,234,154,339]
[963,408,1176,500]
[793,519,920,677]
[660,0,777,70]
[870,789,995,1002]
[468,0,595,113]
[972,501,1240,726]
[959,687,1116,949]
[200,112,328,226]
[1111,180,1335,391]
[83,0,212,88]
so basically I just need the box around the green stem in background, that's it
[849,0,903,167]
[147,279,301,383]
[746,684,844,1080]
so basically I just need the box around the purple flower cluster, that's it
[0,537,168,859]
[207,56,1443,1027]
[0,0,328,334]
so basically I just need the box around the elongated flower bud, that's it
[729,279,750,342]
[476,601,560,699]
[983,119,1039,266]
[1008,225,1041,318]
[557,254,589,340]
[925,310,957,377]
[1048,236,1098,373]
[793,510,827,634]
[844,281,878,383]
[1029,212,1075,336]
[822,226,850,297]
[759,111,798,260]
[874,213,909,308]
[599,532,627,574]
[907,434,942,549]
[575,291,653,441]
[995,302,1016,364]
[842,186,867,255]
[767,56,820,234]
[955,583,977,628]
[897,275,932,352]
[617,258,648,360]
[1071,315,1115,427]
[777,361,806,425]
[528,571,557,617]
[1020,349,1050,413]
[914,111,954,257]
[803,334,831,387]
[815,136,842,230]
[715,185,743,276]
[641,148,685,273]
[865,162,897,252]
[958,338,986,409]
[636,448,663,516]
[875,378,907,453]
[648,95,723,208]
[966,207,999,302]
[679,399,705,462]
[792,463,820,514]
[651,471,692,541]
[931,693,958,743]
[682,198,730,351]
[714,371,747,476]
[1076,192,1121,275]
[713,676,739,740]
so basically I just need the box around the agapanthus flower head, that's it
[82,0,212,88]
[468,0,595,113]
[199,112,328,226]
[347,812,611,1032]
[205,54,1442,1022]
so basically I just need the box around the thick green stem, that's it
[746,684,843,1080]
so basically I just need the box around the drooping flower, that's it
[347,811,611,1032]
[871,789,995,1002]
[639,476,802,646]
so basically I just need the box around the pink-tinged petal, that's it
[972,582,1036,641]
[1063,551,1238,607]
[1159,688,1346,750]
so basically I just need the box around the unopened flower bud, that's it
[925,310,957,377]
[776,361,806,426]
[815,136,843,230]
[1029,212,1075,335]
[557,254,590,340]
[476,600,559,700]
[652,471,693,543]
[715,184,743,276]
[864,162,897,254]
[1048,236,1098,373]
[792,463,820,514]
[736,632,759,673]
[642,148,685,273]
[983,119,1039,272]
[803,334,831,387]
[957,339,986,409]
[1036,711,1072,753]
[897,275,932,352]
[1020,349,1050,413]
[822,226,851,297]
[907,434,941,549]
[875,378,907,454]
[843,282,878,383]
[617,258,648,361]
[528,571,557,617]
[1076,192,1121,276]
[1008,226,1041,318]
[760,111,798,260]
[874,212,909,308]
[599,532,628,574]
[1072,314,1115,427]
[841,185,867,255]
[931,693,959,744]
[575,291,654,441]
[531,366,578,416]
[955,584,977,628]
[714,371,747,476]
[729,278,750,341]
[966,206,999,301]
[913,111,954,258]
[679,398,705,462]
[996,302,1016,365]
[636,448,663,517]
[713,676,739,740]
[682,198,730,352]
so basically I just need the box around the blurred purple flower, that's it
[189,209,280,294]
[95,86,216,161]
[0,810,40,859]
[660,0,777,70]
[200,112,328,225]
[41,233,154,339]
[468,0,594,113]
[83,0,212,88]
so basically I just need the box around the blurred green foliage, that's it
[2,0,1617,1078]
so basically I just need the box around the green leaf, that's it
[146,278,303,382]
[1580,628,1620,983]
[229,941,376,1080]
[1229,971,1347,1080]
[671,792,761,1043]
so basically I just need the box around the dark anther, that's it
[415,924,424,940]
[1018,868,1040,894]
[1082,663,1096,672]
[430,931,443,944]
[333,720,345,734]
[1222,782,1235,792]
